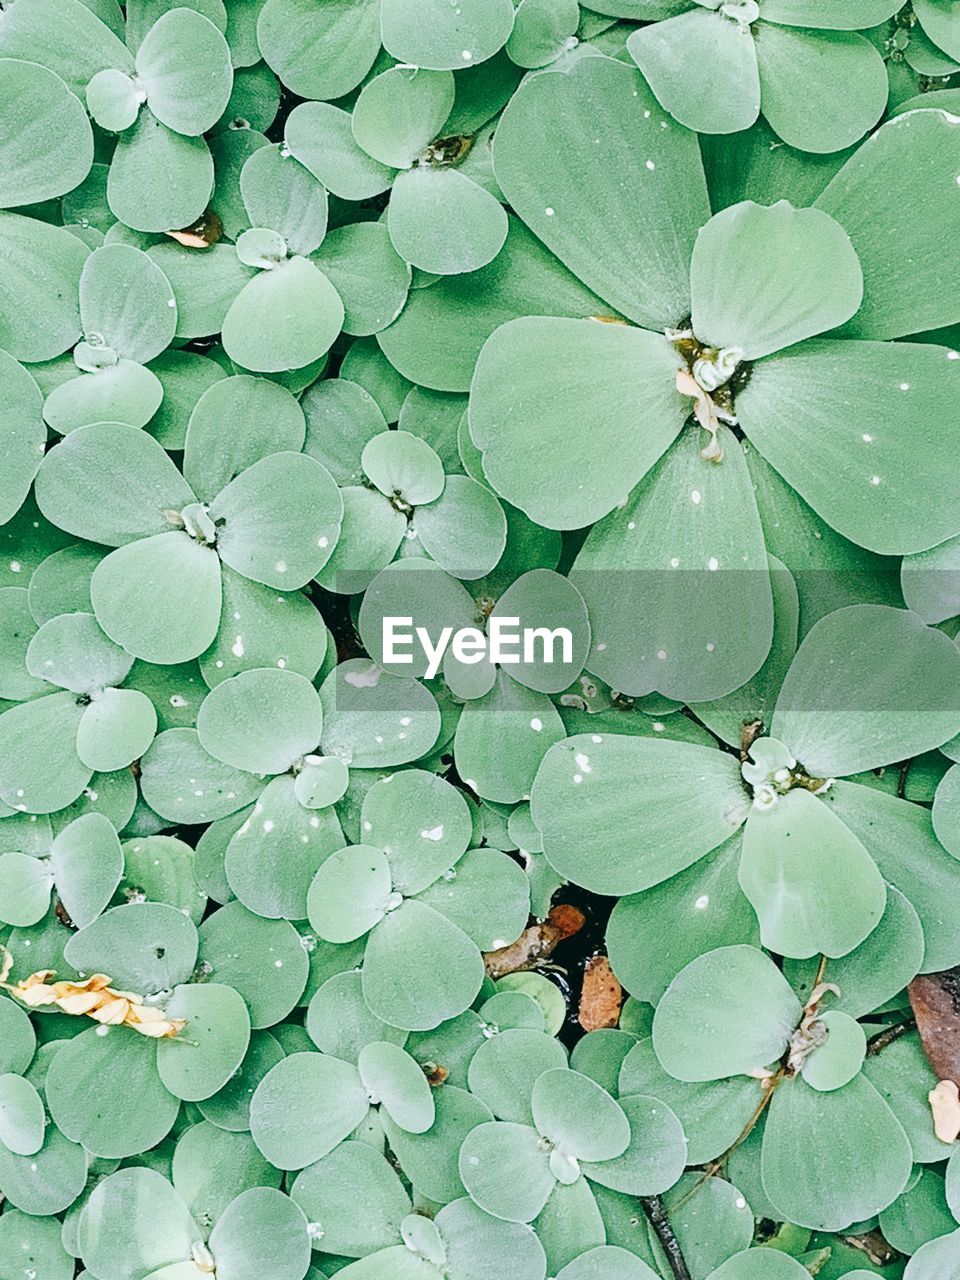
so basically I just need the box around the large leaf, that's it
[78,1168,199,1280]
[532,734,746,894]
[652,945,801,1082]
[738,339,960,555]
[91,533,222,664]
[626,9,760,136]
[761,1074,912,1229]
[0,213,88,361]
[492,54,709,328]
[771,604,960,777]
[571,428,774,702]
[362,898,485,1031]
[211,451,342,589]
[107,110,214,234]
[0,351,44,525]
[739,786,886,958]
[220,256,343,373]
[690,201,862,360]
[755,26,887,154]
[815,108,960,339]
[256,0,381,100]
[78,243,177,365]
[388,167,508,276]
[197,667,323,775]
[35,421,194,547]
[470,318,686,529]
[380,0,515,70]
[0,58,93,206]
[135,8,233,136]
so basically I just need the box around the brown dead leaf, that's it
[578,954,623,1032]
[166,209,222,248]
[483,904,585,980]
[909,967,960,1083]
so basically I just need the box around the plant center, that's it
[741,735,831,809]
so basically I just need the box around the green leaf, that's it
[65,900,199,993]
[358,1040,435,1133]
[468,1028,568,1125]
[492,54,709,328]
[319,660,441,769]
[362,898,485,1031]
[454,673,564,805]
[815,108,960,339]
[755,27,887,154]
[902,1231,960,1280]
[86,66,140,131]
[239,144,328,256]
[380,0,515,70]
[197,668,323,775]
[459,1121,555,1223]
[388,167,508,276]
[0,692,90,814]
[738,340,960,555]
[761,1074,912,1229]
[533,1069,630,1162]
[25,610,132,694]
[506,0,580,68]
[155,983,250,1102]
[470,318,686,530]
[707,1252,810,1280]
[91,533,222,664]
[45,1025,178,1158]
[580,1092,687,1196]
[691,202,862,360]
[313,223,411,337]
[198,902,309,1029]
[800,1010,866,1092]
[201,567,326,687]
[0,212,88,361]
[557,1247,659,1280]
[307,843,393,943]
[107,110,214,234]
[291,1141,411,1258]
[653,945,802,1082]
[627,9,760,136]
[78,1168,199,1280]
[49,811,123,929]
[0,852,52,927]
[35,420,194,546]
[256,0,380,100]
[0,1073,44,1156]
[383,1084,493,1205]
[286,102,395,201]
[607,834,759,1005]
[0,0,133,96]
[572,429,774,702]
[250,1051,369,1170]
[352,67,455,170]
[221,256,343,373]
[771,604,960,776]
[135,8,233,136]
[739,787,887,959]
[0,58,93,206]
[76,687,157,771]
[532,734,746,895]
[0,353,43,526]
[79,243,177,365]
[208,1188,311,1280]
[211,452,342,588]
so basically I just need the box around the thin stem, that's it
[640,1196,693,1280]
[866,1017,915,1056]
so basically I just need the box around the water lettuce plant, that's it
[1,3,960,1279]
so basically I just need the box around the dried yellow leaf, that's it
[929,1078,960,1144]
[0,946,186,1039]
